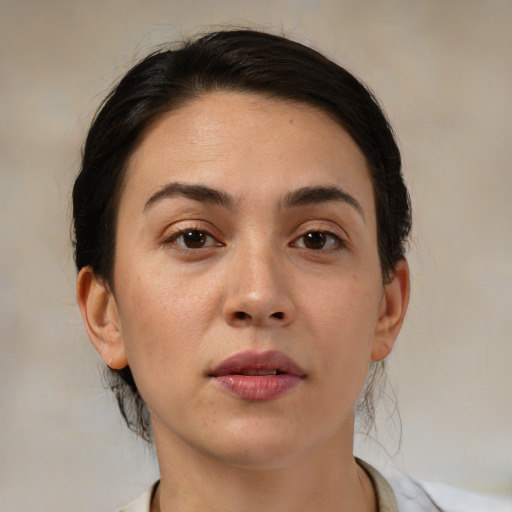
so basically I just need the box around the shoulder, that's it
[386,469,512,512]
[358,458,512,512]
[116,482,158,512]
[416,480,512,512]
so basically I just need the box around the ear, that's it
[371,259,410,362]
[76,267,128,370]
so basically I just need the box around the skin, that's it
[77,91,409,512]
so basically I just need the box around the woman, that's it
[72,29,507,512]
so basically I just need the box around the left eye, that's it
[171,229,220,249]
[292,231,343,250]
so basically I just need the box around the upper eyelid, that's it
[166,227,218,242]
[292,220,349,240]
[169,228,215,239]
[162,220,219,238]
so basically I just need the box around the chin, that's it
[206,416,325,470]
[218,442,307,470]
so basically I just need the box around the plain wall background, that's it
[0,1,511,511]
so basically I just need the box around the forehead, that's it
[123,91,374,215]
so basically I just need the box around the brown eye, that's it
[172,230,218,249]
[293,231,343,251]
[304,231,327,249]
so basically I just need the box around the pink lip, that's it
[209,350,306,401]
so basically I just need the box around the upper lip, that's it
[209,350,306,377]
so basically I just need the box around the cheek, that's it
[298,270,382,389]
[300,269,382,336]
[113,269,224,425]
[114,262,222,375]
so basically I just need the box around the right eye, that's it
[169,229,221,249]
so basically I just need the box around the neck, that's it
[150,414,376,512]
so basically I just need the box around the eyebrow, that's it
[281,185,364,220]
[144,182,237,212]
[144,182,364,219]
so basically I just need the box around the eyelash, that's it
[164,226,345,253]
[290,230,346,252]
[164,227,223,250]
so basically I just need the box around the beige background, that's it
[0,1,511,511]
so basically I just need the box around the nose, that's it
[222,243,296,328]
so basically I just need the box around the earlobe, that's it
[76,267,128,369]
[371,259,410,362]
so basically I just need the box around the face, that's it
[94,92,406,468]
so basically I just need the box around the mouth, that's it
[209,350,306,401]
[230,369,284,376]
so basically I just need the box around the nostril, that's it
[232,311,285,322]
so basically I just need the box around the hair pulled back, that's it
[73,29,411,441]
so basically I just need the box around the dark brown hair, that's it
[73,29,411,441]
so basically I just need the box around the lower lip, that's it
[212,374,302,401]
